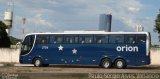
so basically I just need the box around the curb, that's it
[0,64,34,67]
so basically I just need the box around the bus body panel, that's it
[20,43,150,66]
[19,32,151,67]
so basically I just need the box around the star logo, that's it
[58,45,63,51]
[72,48,77,54]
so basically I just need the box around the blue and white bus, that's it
[19,31,151,69]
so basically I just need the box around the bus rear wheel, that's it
[114,59,126,69]
[101,58,112,68]
[33,58,42,67]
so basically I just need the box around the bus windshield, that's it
[20,35,35,55]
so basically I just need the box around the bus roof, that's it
[26,31,149,36]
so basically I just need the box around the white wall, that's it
[0,48,20,63]
[151,48,160,65]
[0,48,160,65]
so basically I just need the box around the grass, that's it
[0,66,87,79]
[17,74,87,79]
[17,69,33,72]
[0,67,64,73]
[1,63,15,67]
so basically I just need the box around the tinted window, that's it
[79,35,93,44]
[109,35,124,44]
[137,34,146,44]
[94,35,108,44]
[36,35,49,44]
[64,35,79,44]
[21,35,35,55]
[55,35,63,44]
[125,35,136,44]
[23,35,35,45]
[75,36,79,44]
[49,35,56,44]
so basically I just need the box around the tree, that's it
[154,10,160,41]
[0,21,11,47]
[154,13,160,33]
[9,36,21,45]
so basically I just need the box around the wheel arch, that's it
[100,57,112,65]
[114,57,127,69]
[32,56,43,64]
[113,57,126,64]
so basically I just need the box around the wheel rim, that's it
[104,61,110,68]
[35,60,40,66]
[117,61,123,68]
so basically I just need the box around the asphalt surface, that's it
[1,64,160,79]
[1,64,160,73]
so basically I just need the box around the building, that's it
[99,14,112,32]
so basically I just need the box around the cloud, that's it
[10,14,53,38]
[13,14,52,28]
[10,0,143,35]
[0,0,5,3]
[54,0,142,28]
[1,0,159,44]
[1,0,144,31]
[106,0,142,28]
[128,7,140,12]
[14,0,142,27]
[28,14,52,27]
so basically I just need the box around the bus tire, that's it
[101,58,112,68]
[114,59,126,69]
[33,58,42,67]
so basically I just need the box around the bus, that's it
[19,31,151,69]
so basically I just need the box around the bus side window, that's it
[65,36,69,44]
[49,35,56,44]
[79,35,93,44]
[109,35,124,44]
[95,35,108,44]
[64,35,79,44]
[75,36,79,44]
[65,36,73,44]
[137,34,146,44]
[79,36,85,44]
[36,35,49,44]
[85,36,93,44]
[125,35,136,44]
[55,36,63,44]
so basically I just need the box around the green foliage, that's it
[0,21,11,47]
[3,63,14,67]
[154,13,160,33]
[151,44,160,48]
[9,36,22,45]
[0,20,7,29]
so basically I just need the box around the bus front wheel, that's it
[101,58,112,68]
[114,59,126,69]
[33,58,42,67]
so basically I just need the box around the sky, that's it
[0,0,160,45]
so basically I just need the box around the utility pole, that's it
[22,17,26,39]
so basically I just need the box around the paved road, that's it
[1,65,160,79]
[1,64,160,73]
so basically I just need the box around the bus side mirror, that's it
[16,42,22,48]
[16,42,22,45]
